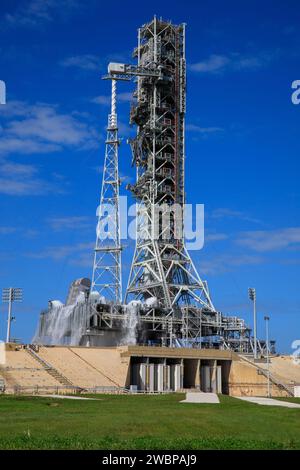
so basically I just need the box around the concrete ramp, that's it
[180,392,220,404]
[236,396,300,408]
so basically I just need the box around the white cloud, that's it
[186,124,224,134]
[47,216,92,231]
[190,51,277,74]
[200,254,264,276]
[0,223,39,237]
[0,162,38,177]
[236,228,300,252]
[0,138,60,156]
[91,95,111,106]
[26,241,94,264]
[60,54,101,71]
[0,100,98,156]
[205,233,228,243]
[211,208,261,224]
[118,92,133,103]
[190,54,230,73]
[119,171,134,184]
[117,120,132,136]
[3,0,80,28]
[70,252,94,267]
[0,161,63,196]
[92,92,133,106]
[0,178,46,196]
[0,226,16,235]
[212,208,243,219]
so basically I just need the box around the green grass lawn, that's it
[0,393,300,450]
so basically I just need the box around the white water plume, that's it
[121,300,141,345]
[32,293,88,346]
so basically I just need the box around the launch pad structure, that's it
[34,17,270,355]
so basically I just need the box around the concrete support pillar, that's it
[211,360,217,393]
[139,363,147,391]
[180,358,184,390]
[145,358,150,391]
[195,359,201,390]
[149,363,155,392]
[163,358,167,391]
[157,363,164,391]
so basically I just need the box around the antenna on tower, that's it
[91,77,123,303]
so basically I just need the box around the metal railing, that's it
[0,384,176,396]
[1,385,125,395]
[239,355,294,397]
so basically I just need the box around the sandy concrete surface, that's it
[236,396,300,408]
[180,392,220,403]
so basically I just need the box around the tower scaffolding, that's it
[125,18,214,312]
[91,78,122,303]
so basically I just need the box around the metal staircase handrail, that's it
[239,354,294,397]
[26,347,75,388]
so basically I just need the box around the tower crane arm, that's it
[104,62,163,80]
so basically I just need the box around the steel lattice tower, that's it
[35,17,256,353]
[91,79,122,303]
[124,17,214,313]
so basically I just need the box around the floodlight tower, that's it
[264,315,271,396]
[248,287,257,359]
[91,78,122,303]
[2,287,22,343]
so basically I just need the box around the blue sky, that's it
[0,0,299,352]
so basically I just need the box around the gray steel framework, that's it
[91,79,122,303]
[124,17,214,313]
[94,17,257,348]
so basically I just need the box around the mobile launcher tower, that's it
[34,17,257,353]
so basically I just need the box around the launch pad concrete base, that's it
[1,344,298,398]
[180,392,220,404]
[236,397,300,408]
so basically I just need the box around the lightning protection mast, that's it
[91,78,122,303]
